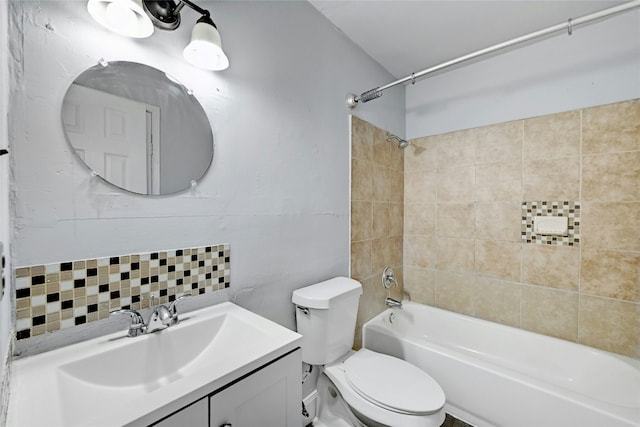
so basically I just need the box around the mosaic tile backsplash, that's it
[521,201,580,246]
[15,244,230,340]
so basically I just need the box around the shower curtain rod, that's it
[346,0,640,109]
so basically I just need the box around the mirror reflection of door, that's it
[62,84,160,194]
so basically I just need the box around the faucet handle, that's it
[382,266,398,289]
[168,294,192,325]
[110,309,145,337]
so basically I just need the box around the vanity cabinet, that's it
[210,349,301,427]
[153,399,208,427]
[152,349,301,427]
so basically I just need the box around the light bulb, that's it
[87,0,153,38]
[105,0,138,33]
[183,19,229,71]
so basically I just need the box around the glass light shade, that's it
[183,21,230,71]
[87,0,154,38]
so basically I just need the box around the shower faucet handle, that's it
[382,266,398,289]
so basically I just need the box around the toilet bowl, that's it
[324,349,445,427]
[292,277,446,427]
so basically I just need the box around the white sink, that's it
[8,302,301,427]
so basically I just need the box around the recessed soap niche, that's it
[521,201,580,246]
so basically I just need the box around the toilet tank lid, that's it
[292,277,362,309]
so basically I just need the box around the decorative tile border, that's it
[14,244,230,340]
[521,201,580,246]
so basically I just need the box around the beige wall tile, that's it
[404,235,436,269]
[404,203,435,236]
[351,240,372,282]
[354,275,388,349]
[581,202,640,251]
[372,202,391,239]
[389,203,404,237]
[582,99,640,155]
[371,237,395,276]
[373,126,391,168]
[389,168,404,203]
[351,158,373,201]
[475,240,522,282]
[523,157,580,201]
[389,138,404,172]
[351,116,373,161]
[475,162,522,202]
[437,130,475,170]
[437,203,475,238]
[522,244,579,291]
[523,111,580,160]
[405,136,438,172]
[436,271,475,316]
[372,166,391,202]
[436,237,475,273]
[578,295,640,357]
[405,170,437,203]
[437,165,475,203]
[475,120,522,165]
[351,201,371,242]
[521,286,578,342]
[396,100,638,357]
[475,201,521,242]
[474,276,521,327]
[388,235,403,268]
[582,151,640,202]
[404,267,436,305]
[580,250,639,302]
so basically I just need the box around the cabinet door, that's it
[210,349,301,427]
[152,398,208,427]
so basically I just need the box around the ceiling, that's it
[309,0,628,79]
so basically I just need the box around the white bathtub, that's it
[362,301,640,427]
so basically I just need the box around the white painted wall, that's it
[0,0,13,421]
[406,9,640,138]
[9,0,404,346]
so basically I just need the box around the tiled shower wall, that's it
[15,244,230,340]
[403,99,639,357]
[350,116,403,347]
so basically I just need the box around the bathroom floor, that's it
[311,419,353,427]
[310,414,473,427]
[442,414,475,427]
[307,414,473,427]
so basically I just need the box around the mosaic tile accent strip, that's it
[14,244,230,340]
[521,201,580,246]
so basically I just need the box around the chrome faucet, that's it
[385,297,403,309]
[111,293,191,337]
[110,308,146,337]
[382,267,402,309]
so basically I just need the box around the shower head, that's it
[386,133,410,149]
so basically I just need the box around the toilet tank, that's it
[292,277,362,365]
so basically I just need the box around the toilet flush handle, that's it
[297,306,310,315]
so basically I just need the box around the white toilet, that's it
[292,277,446,427]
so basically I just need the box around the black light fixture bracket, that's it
[143,0,211,31]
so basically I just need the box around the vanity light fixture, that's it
[87,0,154,38]
[87,0,230,70]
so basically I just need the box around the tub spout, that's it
[385,297,402,309]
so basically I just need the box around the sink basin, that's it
[58,312,226,389]
[8,302,301,427]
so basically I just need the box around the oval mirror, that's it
[61,61,213,195]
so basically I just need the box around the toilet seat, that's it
[343,349,445,415]
[324,349,446,427]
